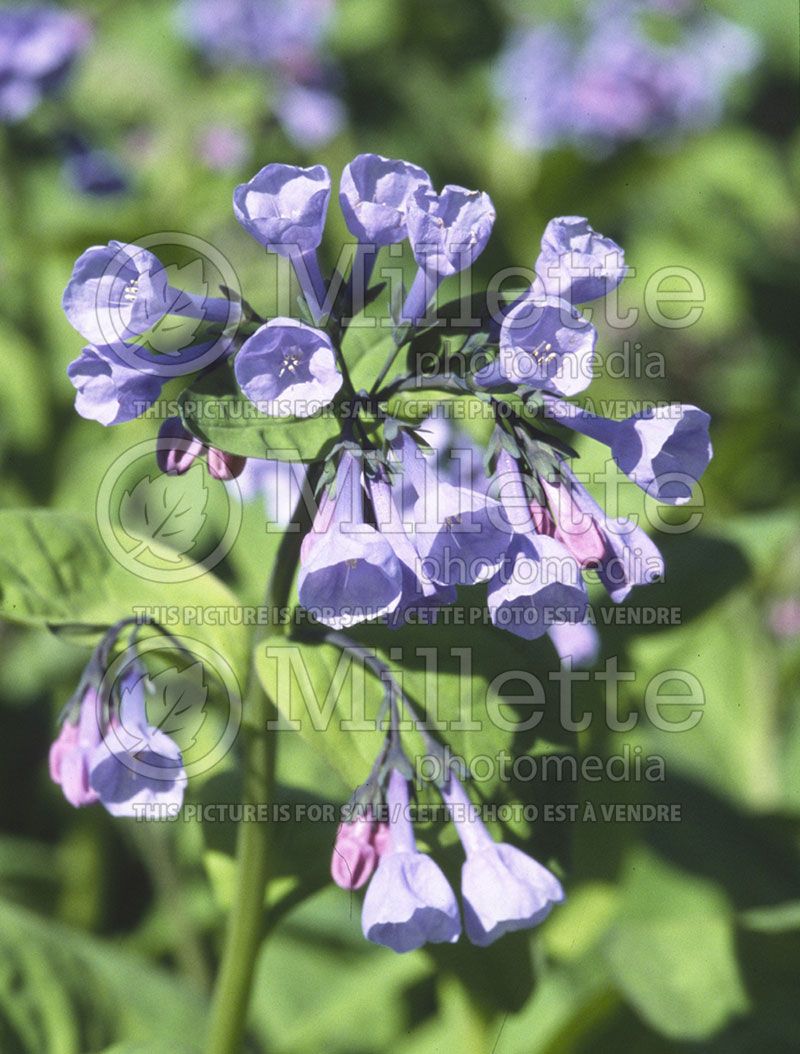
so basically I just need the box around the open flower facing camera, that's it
[55,151,714,967]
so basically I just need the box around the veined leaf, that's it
[0,508,250,681]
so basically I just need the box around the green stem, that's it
[369,339,407,397]
[203,669,273,1054]
[204,465,321,1054]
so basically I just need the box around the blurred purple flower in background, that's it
[198,124,249,172]
[62,136,128,197]
[494,0,760,155]
[0,5,90,122]
[179,0,344,148]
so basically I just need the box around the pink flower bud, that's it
[540,478,609,568]
[157,416,204,475]
[529,501,558,537]
[206,448,247,480]
[331,814,390,890]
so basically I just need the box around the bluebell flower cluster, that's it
[59,141,714,922]
[333,768,563,952]
[494,0,759,154]
[179,0,345,149]
[62,153,713,664]
[49,627,186,817]
[59,153,714,944]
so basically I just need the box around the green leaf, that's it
[118,466,209,561]
[179,362,341,462]
[0,508,249,681]
[0,897,205,1053]
[256,635,386,786]
[250,887,429,1054]
[603,849,748,1040]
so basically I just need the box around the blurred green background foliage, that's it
[0,0,798,1051]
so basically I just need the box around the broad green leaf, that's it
[250,887,429,1054]
[603,849,748,1040]
[625,591,782,811]
[257,592,580,848]
[0,897,205,1054]
[118,464,209,561]
[256,635,386,787]
[179,362,341,462]
[0,508,249,681]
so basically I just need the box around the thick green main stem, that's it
[204,673,273,1054]
[205,468,321,1054]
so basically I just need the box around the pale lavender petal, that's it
[536,216,626,304]
[340,153,431,245]
[233,163,330,254]
[488,533,588,641]
[496,293,596,396]
[234,317,341,416]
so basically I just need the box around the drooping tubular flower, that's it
[89,662,186,818]
[66,338,232,426]
[440,774,564,946]
[547,619,600,666]
[535,461,665,604]
[487,450,588,641]
[298,452,404,629]
[49,685,103,808]
[541,395,712,505]
[361,769,461,952]
[67,343,164,426]
[390,431,511,589]
[50,660,186,818]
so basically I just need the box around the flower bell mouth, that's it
[278,348,303,377]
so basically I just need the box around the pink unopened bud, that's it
[206,448,247,481]
[529,501,558,537]
[540,479,609,568]
[331,815,390,890]
[157,416,204,475]
[49,687,102,808]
